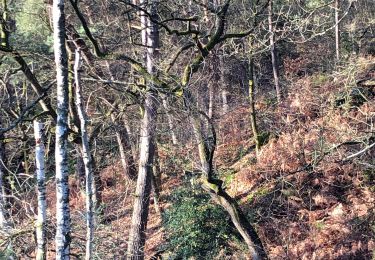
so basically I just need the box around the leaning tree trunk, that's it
[127,0,159,258]
[268,0,281,103]
[74,49,94,260]
[190,113,267,259]
[34,121,47,260]
[52,0,71,258]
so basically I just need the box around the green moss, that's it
[314,220,325,231]
[311,73,330,87]
[246,186,270,203]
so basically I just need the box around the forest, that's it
[0,0,374,259]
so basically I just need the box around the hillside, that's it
[4,56,374,259]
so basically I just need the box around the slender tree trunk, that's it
[335,0,340,60]
[248,58,261,156]
[151,142,161,215]
[34,121,47,260]
[161,97,177,145]
[208,83,214,119]
[112,114,137,181]
[127,91,157,259]
[52,0,71,258]
[0,131,9,231]
[221,90,229,115]
[127,0,159,258]
[268,0,281,103]
[74,49,94,260]
[91,150,103,215]
[105,61,137,180]
[0,0,9,48]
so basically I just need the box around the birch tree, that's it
[74,49,94,260]
[52,0,71,258]
[127,0,159,258]
[34,120,47,260]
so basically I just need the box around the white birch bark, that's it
[53,0,71,258]
[34,120,47,260]
[74,49,94,260]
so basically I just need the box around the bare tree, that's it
[268,0,281,103]
[74,49,94,260]
[34,120,47,260]
[127,0,159,258]
[0,125,9,231]
[335,0,340,60]
[52,0,71,258]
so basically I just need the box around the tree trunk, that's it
[161,97,177,145]
[151,142,161,215]
[0,0,9,48]
[221,90,229,115]
[202,182,267,260]
[268,0,281,103]
[34,121,47,260]
[185,91,267,259]
[335,0,340,60]
[208,83,214,119]
[112,114,137,181]
[0,130,10,231]
[74,49,94,260]
[127,92,157,259]
[127,0,159,258]
[105,60,137,180]
[91,151,103,215]
[52,0,71,258]
[248,58,261,156]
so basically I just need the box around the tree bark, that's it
[248,58,261,156]
[202,182,267,260]
[268,0,281,103]
[34,121,47,260]
[161,96,177,145]
[127,0,159,258]
[208,83,214,119]
[1,0,10,48]
[191,113,267,259]
[221,90,229,115]
[127,92,157,260]
[112,114,137,181]
[52,0,71,258]
[335,0,340,60]
[74,49,94,260]
[0,128,10,231]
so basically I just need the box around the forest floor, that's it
[10,56,375,259]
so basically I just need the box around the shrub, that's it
[162,186,237,259]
